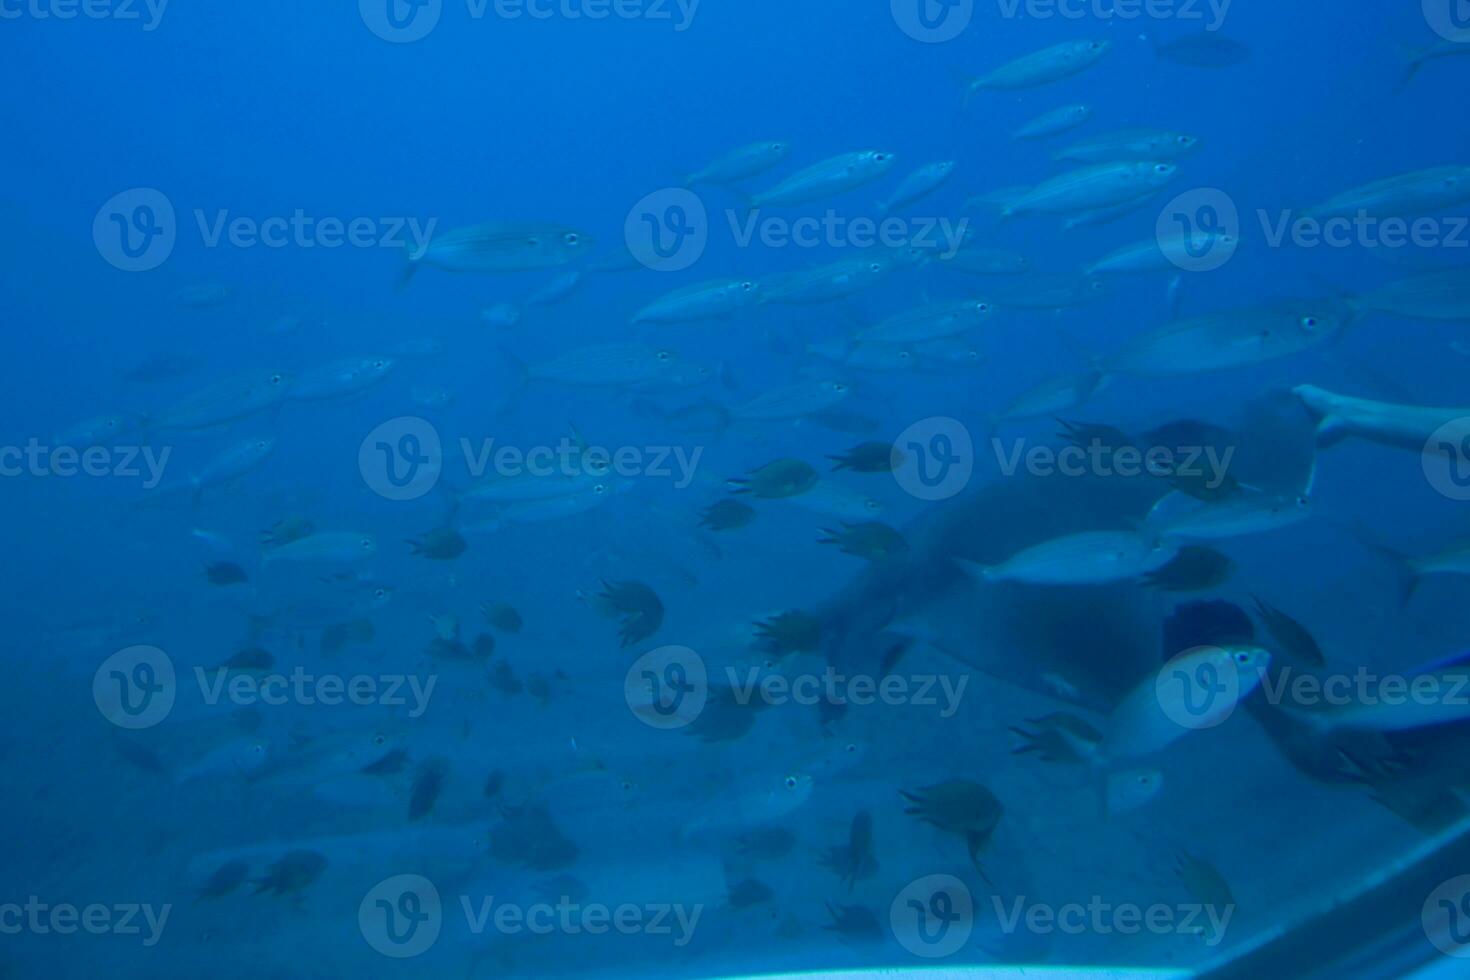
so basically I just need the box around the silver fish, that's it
[1087,230,1240,275]
[151,369,293,430]
[729,379,850,421]
[1294,384,1470,451]
[513,343,710,389]
[994,369,1111,424]
[1053,128,1200,163]
[631,278,760,324]
[401,222,593,283]
[759,256,897,305]
[1003,161,1178,219]
[1302,166,1470,219]
[1351,267,1470,321]
[958,529,1179,586]
[748,151,896,209]
[262,532,378,564]
[964,39,1112,99]
[988,274,1108,310]
[1012,104,1092,141]
[857,299,993,346]
[938,246,1030,276]
[877,160,956,213]
[683,141,791,186]
[289,356,395,401]
[1104,300,1351,376]
[1104,645,1269,762]
[1147,488,1312,540]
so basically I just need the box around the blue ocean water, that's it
[5,2,1470,977]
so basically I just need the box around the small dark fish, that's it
[1142,546,1234,592]
[350,747,404,777]
[489,801,579,871]
[1154,35,1251,68]
[253,850,327,896]
[817,521,909,561]
[728,459,819,499]
[753,611,822,656]
[828,441,902,473]
[728,878,775,909]
[490,661,523,696]
[1252,596,1326,667]
[204,562,249,586]
[598,580,665,647]
[474,633,497,660]
[1055,418,1134,454]
[819,810,878,890]
[527,673,552,706]
[408,527,468,561]
[484,769,506,799]
[409,757,449,821]
[196,860,250,900]
[261,517,315,548]
[215,647,275,672]
[480,602,523,633]
[699,499,756,531]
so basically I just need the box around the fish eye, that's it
[593,483,607,494]
[771,143,785,151]
[361,538,373,548]
[563,233,580,245]
[976,301,991,312]
[740,281,756,291]
[784,776,799,789]
[620,780,633,792]
[270,374,284,385]
[375,588,388,599]
[373,734,386,745]
[844,743,857,754]
[868,263,883,273]
[656,350,672,361]
[1178,135,1193,143]
[1234,651,1252,665]
[875,153,892,162]
[1155,164,1172,174]
[866,499,880,511]
[898,351,912,361]
[1300,316,1319,330]
[831,382,848,392]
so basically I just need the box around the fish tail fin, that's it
[956,73,980,110]
[952,557,992,582]
[1348,524,1421,607]
[1395,45,1427,90]
[396,248,421,290]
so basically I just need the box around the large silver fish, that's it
[682,141,790,186]
[964,39,1111,99]
[856,298,992,346]
[288,356,395,401]
[631,278,760,324]
[1104,300,1351,376]
[1002,161,1177,219]
[1302,166,1470,219]
[1053,128,1200,163]
[748,151,896,209]
[759,256,897,305]
[400,222,593,284]
[150,369,293,431]
[958,529,1179,586]
[1351,267,1470,321]
[512,343,711,389]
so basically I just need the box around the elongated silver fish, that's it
[1053,129,1200,163]
[1294,384,1470,451]
[964,40,1112,100]
[683,141,790,186]
[993,369,1111,424]
[150,369,293,431]
[289,356,395,401]
[1147,488,1312,540]
[262,532,378,564]
[857,299,992,346]
[1003,162,1177,219]
[1087,230,1240,275]
[511,343,710,389]
[1104,645,1270,762]
[938,246,1030,276]
[1104,300,1350,376]
[748,151,896,209]
[1302,166,1470,219]
[877,160,955,213]
[1012,104,1091,141]
[729,379,849,421]
[1351,267,1470,321]
[631,278,759,324]
[988,274,1108,310]
[401,222,593,284]
[958,529,1179,586]
[759,257,896,305]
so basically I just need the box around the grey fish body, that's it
[877,161,956,213]
[968,40,1112,94]
[684,141,790,186]
[1004,162,1177,218]
[152,370,293,430]
[960,529,1178,586]
[525,343,705,388]
[1012,104,1091,141]
[405,222,593,276]
[192,437,276,490]
[939,246,1030,276]
[1303,166,1470,219]
[760,257,896,305]
[1054,129,1200,163]
[1105,301,1349,376]
[1087,230,1240,275]
[731,380,850,421]
[1147,488,1312,540]
[857,299,992,346]
[988,274,1108,310]
[289,357,395,401]
[1354,267,1470,320]
[632,278,759,324]
[748,151,896,209]
[998,369,1111,422]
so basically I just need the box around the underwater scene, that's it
[5,1,1470,977]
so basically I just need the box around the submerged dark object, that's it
[203,561,249,586]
